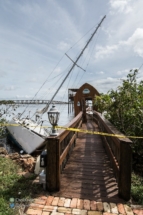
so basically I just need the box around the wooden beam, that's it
[60,134,76,165]
[46,138,60,191]
[118,140,132,200]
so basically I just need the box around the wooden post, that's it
[46,137,60,191]
[82,99,87,123]
[118,140,132,200]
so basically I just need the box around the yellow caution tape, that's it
[0,123,51,128]
[0,123,143,139]
[56,126,133,139]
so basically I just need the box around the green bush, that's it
[94,69,143,174]
[131,173,143,204]
[0,156,43,214]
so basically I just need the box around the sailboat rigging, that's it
[6,15,106,154]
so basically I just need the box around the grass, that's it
[0,156,44,215]
[131,172,143,204]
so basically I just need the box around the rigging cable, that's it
[18,54,65,119]
[66,22,99,53]
[75,25,101,88]
[31,65,73,122]
[58,67,75,113]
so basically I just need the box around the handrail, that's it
[93,110,132,201]
[45,111,83,191]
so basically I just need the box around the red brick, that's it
[110,203,118,214]
[103,202,110,213]
[42,212,50,215]
[77,199,84,209]
[124,204,134,215]
[58,207,72,213]
[52,197,60,206]
[117,203,126,214]
[34,199,46,205]
[70,198,78,208]
[90,201,96,211]
[96,202,103,212]
[103,213,117,215]
[133,209,143,215]
[26,208,42,215]
[46,196,54,205]
[28,203,44,210]
[64,199,71,207]
[58,197,65,207]
[43,205,57,212]
[40,196,48,201]
[84,199,90,210]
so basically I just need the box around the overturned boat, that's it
[6,117,48,154]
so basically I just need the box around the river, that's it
[0,103,74,153]
[1,103,74,126]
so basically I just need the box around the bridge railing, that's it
[46,111,82,191]
[93,111,132,201]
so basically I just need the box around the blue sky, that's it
[0,0,143,101]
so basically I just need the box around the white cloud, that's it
[94,27,143,61]
[0,70,7,77]
[99,71,104,74]
[54,67,62,73]
[122,28,143,58]
[95,44,118,60]
[117,69,129,75]
[16,94,31,99]
[109,0,132,14]
[88,77,121,93]
[58,41,71,51]
[4,85,15,91]
[28,77,37,82]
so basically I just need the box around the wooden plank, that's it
[52,120,122,202]
[46,138,60,191]
[118,140,132,200]
[60,134,76,165]
[58,112,82,143]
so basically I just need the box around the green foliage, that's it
[0,101,16,137]
[94,69,143,203]
[94,69,143,173]
[0,100,15,105]
[0,197,16,215]
[131,172,143,204]
[0,157,42,214]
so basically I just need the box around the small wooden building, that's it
[73,83,100,116]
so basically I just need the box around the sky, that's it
[0,0,143,101]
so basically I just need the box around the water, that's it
[1,103,74,126]
[0,103,74,153]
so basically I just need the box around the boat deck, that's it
[52,118,125,203]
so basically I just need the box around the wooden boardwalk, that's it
[52,118,125,203]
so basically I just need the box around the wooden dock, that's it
[52,118,125,203]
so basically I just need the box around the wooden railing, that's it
[93,111,132,201]
[46,112,82,191]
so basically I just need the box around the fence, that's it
[93,111,132,200]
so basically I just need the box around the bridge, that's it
[4,100,68,105]
[44,83,132,202]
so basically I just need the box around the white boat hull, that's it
[6,118,48,154]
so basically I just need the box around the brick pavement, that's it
[22,195,143,215]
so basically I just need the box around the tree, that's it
[0,100,15,137]
[94,69,143,174]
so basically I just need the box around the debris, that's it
[9,153,36,172]
[0,147,8,155]
[9,152,20,160]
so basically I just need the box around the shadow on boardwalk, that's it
[52,117,125,203]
